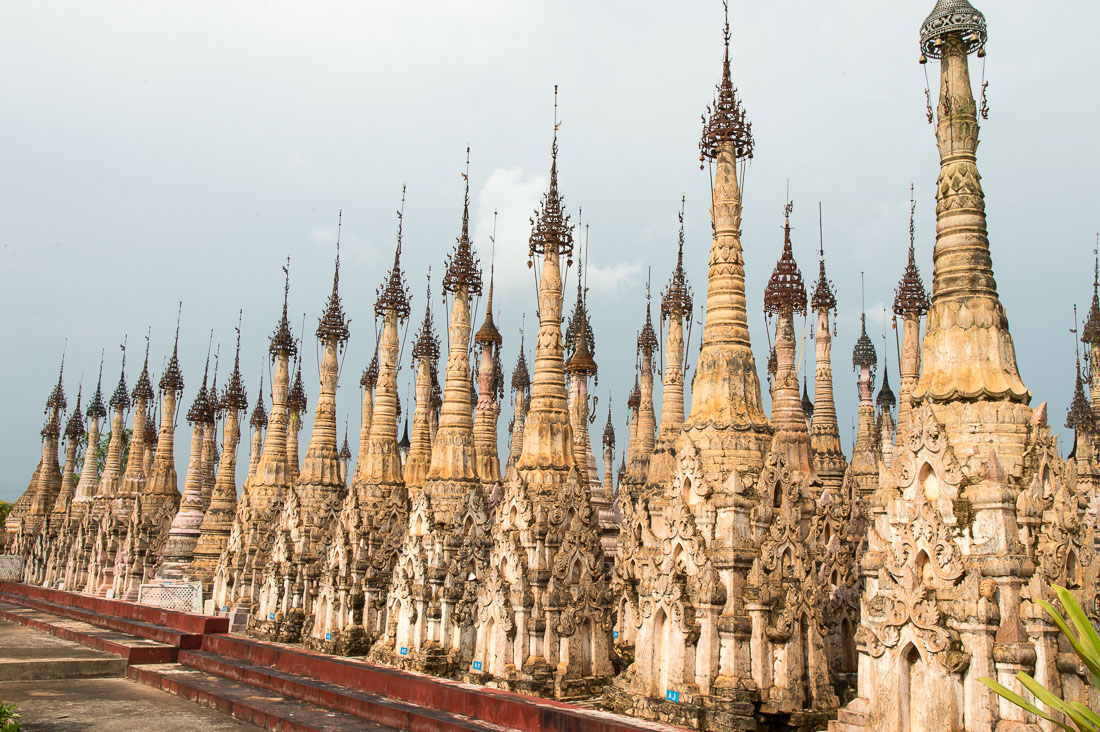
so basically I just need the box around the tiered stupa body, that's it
[471,123,613,698]
[211,268,297,614]
[810,243,847,489]
[504,338,530,483]
[375,159,485,675]
[309,206,411,653]
[190,330,248,592]
[833,3,1094,730]
[646,204,694,491]
[254,242,350,643]
[404,282,439,490]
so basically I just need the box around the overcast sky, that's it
[2,1,1097,503]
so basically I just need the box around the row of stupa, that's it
[6,1,1100,729]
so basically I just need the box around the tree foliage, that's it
[980,584,1100,731]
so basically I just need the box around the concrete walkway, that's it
[0,620,263,731]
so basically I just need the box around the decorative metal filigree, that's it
[565,260,595,362]
[411,271,440,369]
[894,187,930,316]
[877,363,896,412]
[159,306,185,395]
[763,203,807,315]
[801,378,814,421]
[919,0,987,60]
[64,386,85,440]
[109,342,130,412]
[249,373,268,429]
[444,148,484,295]
[375,186,412,320]
[661,197,693,318]
[1083,247,1100,345]
[529,90,574,259]
[316,212,351,344]
[602,399,615,448]
[132,334,155,403]
[474,270,502,347]
[852,313,877,371]
[87,354,108,420]
[626,374,640,412]
[288,361,308,415]
[699,1,754,164]
[187,353,212,425]
[46,352,67,413]
[361,350,379,390]
[222,315,248,413]
[1067,357,1094,432]
[271,258,298,360]
[511,330,530,395]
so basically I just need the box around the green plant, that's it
[75,428,131,480]
[979,584,1100,731]
[0,502,12,528]
[0,700,21,731]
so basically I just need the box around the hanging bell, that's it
[527,259,533,269]
[919,54,927,65]
[977,47,986,58]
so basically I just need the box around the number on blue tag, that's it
[400,647,408,656]
[472,660,483,671]
[666,690,679,703]
[613,630,619,639]
[325,633,332,641]
[222,606,228,612]
[268,612,275,620]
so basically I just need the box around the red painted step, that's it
[0,601,176,664]
[180,649,509,732]
[129,662,402,732]
[0,582,228,635]
[0,591,203,649]
[200,634,685,732]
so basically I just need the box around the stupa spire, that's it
[686,2,770,469]
[359,188,412,491]
[1082,243,1100,414]
[893,184,930,437]
[763,201,812,474]
[474,225,505,486]
[913,0,1028,405]
[426,147,483,505]
[73,352,106,513]
[144,305,185,521]
[809,209,846,486]
[405,270,440,489]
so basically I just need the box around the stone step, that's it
[180,649,512,732]
[128,662,401,732]
[0,582,228,635]
[0,601,177,664]
[0,591,204,649]
[0,655,129,681]
[200,633,689,732]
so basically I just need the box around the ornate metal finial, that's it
[511,323,531,394]
[46,343,68,413]
[376,186,413,320]
[88,350,107,419]
[65,385,85,441]
[317,211,351,344]
[919,0,987,61]
[443,148,484,295]
[877,361,896,412]
[411,268,441,368]
[475,214,503,346]
[529,89,574,260]
[627,372,641,411]
[360,347,379,391]
[662,195,694,318]
[132,328,155,403]
[187,337,213,425]
[110,339,130,412]
[398,419,411,452]
[700,0,754,166]
[894,184,930,316]
[160,302,185,395]
[250,370,268,429]
[1068,316,1094,432]
[222,310,248,413]
[339,419,351,461]
[270,257,298,359]
[602,397,615,448]
[637,271,659,360]
[853,313,878,373]
[565,246,595,363]
[288,356,308,415]
[764,201,808,315]
[430,363,442,411]
[801,376,814,420]
[1082,240,1100,346]
[811,202,837,314]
